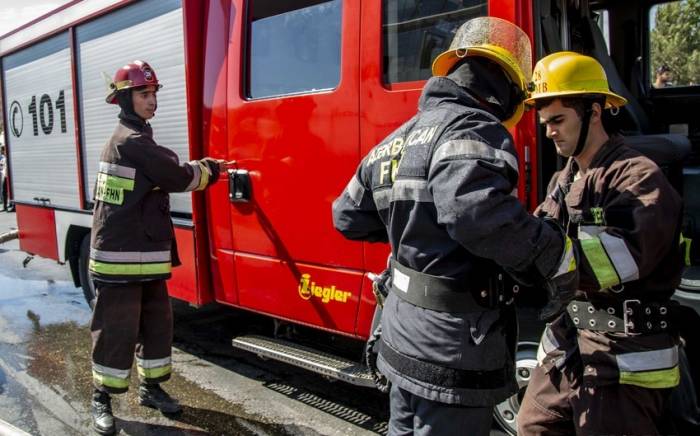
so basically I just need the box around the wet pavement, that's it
[0,211,389,435]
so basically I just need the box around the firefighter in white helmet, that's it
[89,61,222,435]
[333,18,576,435]
[518,52,684,435]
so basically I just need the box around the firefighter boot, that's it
[138,383,182,415]
[92,389,115,435]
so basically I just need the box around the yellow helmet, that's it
[432,17,532,129]
[524,51,627,109]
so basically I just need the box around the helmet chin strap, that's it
[572,103,594,157]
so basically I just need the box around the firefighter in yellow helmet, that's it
[333,18,576,436]
[518,51,683,435]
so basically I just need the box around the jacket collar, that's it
[418,76,501,120]
[561,134,625,182]
[119,111,152,137]
[587,134,625,169]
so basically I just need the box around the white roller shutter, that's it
[78,0,191,214]
[3,33,80,209]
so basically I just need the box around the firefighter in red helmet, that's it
[89,60,221,435]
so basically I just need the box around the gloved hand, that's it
[368,267,391,307]
[199,157,222,186]
[504,264,542,288]
[539,270,578,321]
[539,236,579,321]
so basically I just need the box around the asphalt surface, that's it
[0,210,389,435]
[0,210,517,436]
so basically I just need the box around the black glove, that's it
[508,217,579,321]
[200,157,221,187]
[539,235,579,321]
[504,264,542,288]
[370,267,391,307]
[539,273,577,321]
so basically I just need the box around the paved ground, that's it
[0,210,389,435]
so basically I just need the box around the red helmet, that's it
[105,60,162,104]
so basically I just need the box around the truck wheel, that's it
[493,342,539,435]
[78,234,96,310]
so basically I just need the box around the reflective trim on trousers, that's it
[616,346,678,372]
[619,366,680,389]
[136,356,171,369]
[617,346,680,389]
[93,363,130,379]
[137,364,172,380]
[92,365,130,389]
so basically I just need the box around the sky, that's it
[0,0,72,38]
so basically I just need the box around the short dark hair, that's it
[656,64,671,74]
[534,94,606,118]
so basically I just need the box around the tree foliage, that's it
[650,0,700,86]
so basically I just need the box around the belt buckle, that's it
[490,273,513,307]
[623,299,641,335]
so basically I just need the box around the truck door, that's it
[353,1,489,335]
[226,0,362,335]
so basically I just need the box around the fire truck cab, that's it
[2,0,699,434]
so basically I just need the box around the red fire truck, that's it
[2,0,699,433]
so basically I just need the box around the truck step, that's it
[232,335,375,388]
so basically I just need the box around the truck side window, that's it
[247,0,342,99]
[649,1,700,89]
[382,0,487,84]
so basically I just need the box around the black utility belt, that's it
[566,299,675,335]
[390,259,518,313]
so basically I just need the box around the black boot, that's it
[92,389,115,435]
[138,383,182,415]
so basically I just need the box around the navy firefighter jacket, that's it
[333,77,566,406]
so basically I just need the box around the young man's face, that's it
[132,85,158,120]
[658,71,672,85]
[538,99,582,158]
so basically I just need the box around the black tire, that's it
[78,233,96,310]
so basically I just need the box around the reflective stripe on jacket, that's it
[535,135,683,389]
[90,116,217,283]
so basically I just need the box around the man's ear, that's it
[590,101,604,123]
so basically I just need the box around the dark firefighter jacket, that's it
[535,135,683,389]
[332,77,568,406]
[90,115,219,283]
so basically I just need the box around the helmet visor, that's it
[449,17,532,81]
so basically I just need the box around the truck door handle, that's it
[228,169,251,202]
